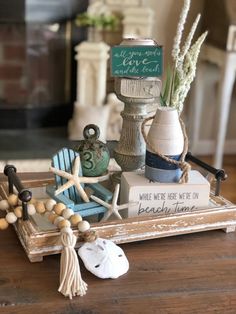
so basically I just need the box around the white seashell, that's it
[78,238,129,279]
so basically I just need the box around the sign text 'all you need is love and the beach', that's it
[111,45,163,77]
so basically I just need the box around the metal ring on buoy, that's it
[83,124,100,141]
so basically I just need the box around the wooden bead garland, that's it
[35,201,46,214]
[6,212,17,224]
[0,199,10,211]
[0,195,92,238]
[27,204,36,216]
[8,194,18,207]
[0,197,96,285]
[78,220,90,233]
[70,214,82,226]
[0,218,9,230]
[58,219,71,229]
[62,208,74,220]
[45,199,57,211]
[54,203,66,215]
[14,206,23,218]
[54,216,64,226]
[0,194,96,300]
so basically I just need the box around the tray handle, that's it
[4,165,32,220]
[185,152,227,196]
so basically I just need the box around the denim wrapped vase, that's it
[145,107,184,183]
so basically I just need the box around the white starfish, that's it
[91,184,132,221]
[50,155,109,203]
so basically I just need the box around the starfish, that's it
[90,184,134,221]
[50,155,109,203]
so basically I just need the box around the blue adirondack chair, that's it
[46,148,112,218]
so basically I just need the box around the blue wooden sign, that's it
[111,45,163,77]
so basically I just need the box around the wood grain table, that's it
[1,174,236,313]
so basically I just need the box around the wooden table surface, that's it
[1,173,236,313]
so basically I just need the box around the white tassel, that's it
[58,227,88,299]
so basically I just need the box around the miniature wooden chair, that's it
[46,148,113,218]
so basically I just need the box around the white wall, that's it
[148,0,204,67]
[148,0,236,155]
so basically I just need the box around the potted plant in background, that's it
[144,0,208,183]
[75,1,120,43]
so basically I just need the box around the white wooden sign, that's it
[118,78,161,98]
[120,170,210,218]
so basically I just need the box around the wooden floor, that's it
[0,155,236,314]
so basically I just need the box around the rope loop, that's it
[179,161,191,183]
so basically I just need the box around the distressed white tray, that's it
[0,174,235,262]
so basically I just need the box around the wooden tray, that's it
[0,172,236,262]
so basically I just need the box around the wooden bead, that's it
[8,194,18,207]
[14,206,23,218]
[78,220,90,233]
[48,213,58,223]
[62,208,74,220]
[6,212,17,224]
[54,203,66,215]
[35,201,46,214]
[45,199,57,211]
[70,214,82,226]
[0,218,9,230]
[27,204,36,216]
[54,216,64,226]
[58,219,71,229]
[29,198,37,205]
[0,199,10,211]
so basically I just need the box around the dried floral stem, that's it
[179,14,201,63]
[162,0,207,114]
[172,0,190,64]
